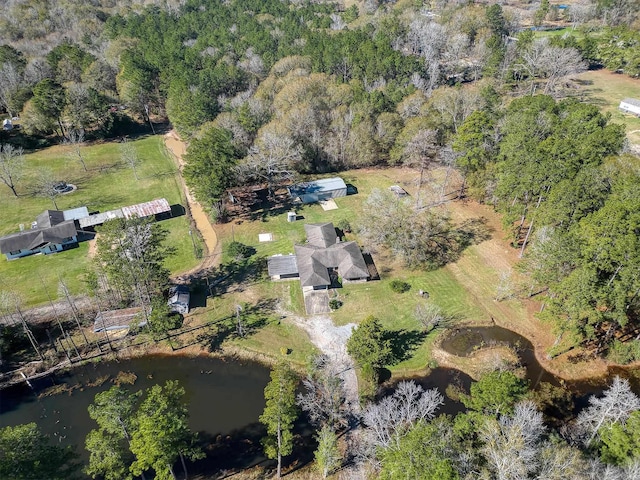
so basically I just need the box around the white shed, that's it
[288,177,347,204]
[620,98,640,116]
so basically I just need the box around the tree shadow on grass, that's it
[207,299,275,352]
[435,216,494,267]
[385,329,427,364]
[208,256,267,295]
[186,255,267,298]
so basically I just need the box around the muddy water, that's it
[439,326,640,396]
[0,355,271,468]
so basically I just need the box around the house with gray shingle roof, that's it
[267,222,370,291]
[0,210,79,260]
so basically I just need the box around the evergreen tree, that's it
[0,423,79,480]
[130,381,203,480]
[260,362,299,479]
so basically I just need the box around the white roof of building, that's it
[621,98,640,108]
[63,206,90,221]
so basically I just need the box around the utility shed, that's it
[288,177,347,204]
[168,285,190,314]
[620,98,640,116]
[94,307,146,332]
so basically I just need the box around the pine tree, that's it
[260,362,299,478]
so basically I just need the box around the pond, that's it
[439,325,640,396]
[0,355,272,474]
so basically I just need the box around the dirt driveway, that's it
[164,131,222,279]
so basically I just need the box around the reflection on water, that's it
[0,355,271,469]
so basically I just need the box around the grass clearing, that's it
[0,135,200,306]
[199,167,548,375]
[574,69,640,144]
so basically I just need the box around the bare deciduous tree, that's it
[239,129,302,198]
[576,376,640,446]
[65,129,87,171]
[519,39,586,95]
[35,168,62,209]
[120,138,140,180]
[297,355,348,430]
[238,47,265,76]
[0,143,25,197]
[0,62,22,118]
[495,270,516,301]
[481,400,545,480]
[415,302,444,332]
[0,290,44,361]
[403,129,439,208]
[361,380,443,450]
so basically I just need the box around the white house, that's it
[619,98,640,116]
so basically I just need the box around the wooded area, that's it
[1,0,640,478]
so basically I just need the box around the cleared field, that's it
[0,135,202,307]
[202,167,554,376]
[574,69,640,145]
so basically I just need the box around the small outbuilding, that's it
[168,285,190,314]
[94,307,147,333]
[2,119,12,131]
[288,177,347,204]
[620,98,640,116]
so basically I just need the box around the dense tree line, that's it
[362,374,640,480]
[452,93,635,355]
[0,0,614,144]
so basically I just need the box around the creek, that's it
[3,326,640,476]
[437,325,640,398]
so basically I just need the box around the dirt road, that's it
[164,131,222,279]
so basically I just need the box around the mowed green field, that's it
[0,135,201,307]
[575,69,640,145]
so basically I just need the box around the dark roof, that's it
[304,223,337,248]
[295,245,332,287]
[168,285,190,305]
[267,255,299,277]
[36,210,65,228]
[294,236,369,288]
[336,242,369,279]
[0,220,77,253]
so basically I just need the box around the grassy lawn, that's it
[203,167,528,374]
[574,69,640,144]
[0,135,201,307]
